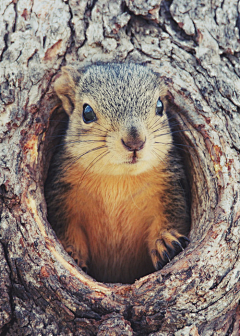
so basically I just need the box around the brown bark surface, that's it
[1,0,240,335]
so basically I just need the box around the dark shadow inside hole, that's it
[44,104,193,284]
[166,109,193,232]
[42,107,69,183]
[44,107,70,240]
[166,101,202,238]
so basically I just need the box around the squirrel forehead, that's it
[76,64,164,121]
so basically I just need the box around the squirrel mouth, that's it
[130,157,137,164]
[129,150,138,164]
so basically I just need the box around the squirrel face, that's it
[54,63,173,176]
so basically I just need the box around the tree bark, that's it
[1,0,240,335]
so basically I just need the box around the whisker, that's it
[49,119,108,133]
[95,121,111,133]
[172,143,196,155]
[153,147,177,161]
[148,119,180,133]
[46,133,106,139]
[48,119,69,123]
[148,115,191,137]
[153,129,190,137]
[149,126,173,136]
[77,150,110,190]
[67,139,106,143]
[173,143,195,149]
[89,128,107,135]
[152,149,166,166]
[148,114,178,128]
[148,118,169,131]
[49,119,85,126]
[62,145,108,173]
[147,118,162,130]
[149,124,171,136]
[49,139,107,151]
[169,122,186,128]
[46,130,109,140]
[155,141,194,149]
[154,142,194,156]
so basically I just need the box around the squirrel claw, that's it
[178,236,190,248]
[64,244,88,273]
[150,229,190,271]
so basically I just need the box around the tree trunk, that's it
[1,0,240,335]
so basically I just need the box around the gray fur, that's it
[76,63,161,125]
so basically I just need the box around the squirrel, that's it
[45,63,190,284]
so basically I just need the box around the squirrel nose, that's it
[121,138,146,151]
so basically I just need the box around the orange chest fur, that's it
[64,166,167,238]
[62,165,170,282]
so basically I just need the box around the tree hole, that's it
[41,91,209,285]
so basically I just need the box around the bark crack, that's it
[0,242,15,335]
[64,1,76,54]
[12,1,17,33]
[225,315,236,336]
[0,29,8,62]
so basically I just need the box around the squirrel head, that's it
[54,63,173,176]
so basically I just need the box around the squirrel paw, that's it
[150,229,190,271]
[65,244,88,273]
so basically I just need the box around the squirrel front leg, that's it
[61,221,89,273]
[148,219,189,270]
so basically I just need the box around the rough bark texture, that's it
[1,0,240,335]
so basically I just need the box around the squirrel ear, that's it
[54,66,80,115]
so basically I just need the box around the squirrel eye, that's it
[156,98,164,116]
[83,104,97,123]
